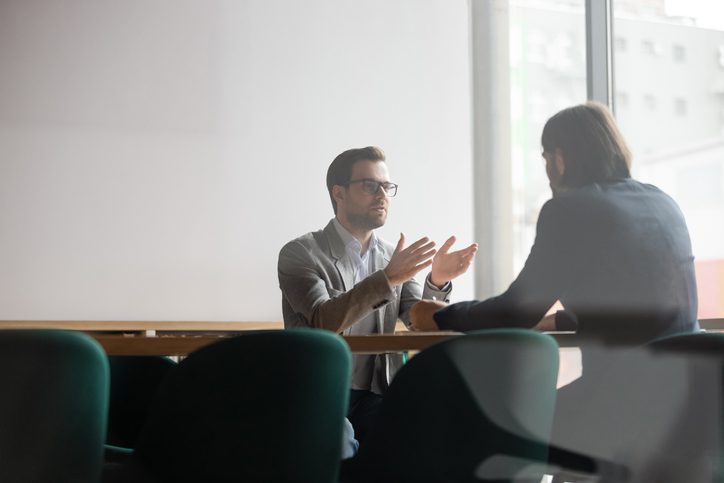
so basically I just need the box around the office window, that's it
[509,0,586,273]
[615,1,724,318]
[678,163,723,207]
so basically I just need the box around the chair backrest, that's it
[107,356,177,448]
[551,332,724,483]
[134,329,351,483]
[645,332,724,482]
[350,329,559,483]
[0,330,110,483]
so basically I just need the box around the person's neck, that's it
[336,215,373,253]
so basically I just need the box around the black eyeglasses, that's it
[346,179,398,197]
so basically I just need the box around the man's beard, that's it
[348,211,386,231]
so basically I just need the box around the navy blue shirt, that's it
[435,179,699,344]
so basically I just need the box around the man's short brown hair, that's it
[541,102,632,189]
[326,146,386,214]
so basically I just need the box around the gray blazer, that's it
[278,219,451,393]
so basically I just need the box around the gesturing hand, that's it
[430,236,478,288]
[383,234,437,287]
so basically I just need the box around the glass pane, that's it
[509,0,587,273]
[613,0,724,318]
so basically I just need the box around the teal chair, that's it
[106,356,177,448]
[343,329,560,483]
[0,330,110,483]
[111,329,351,483]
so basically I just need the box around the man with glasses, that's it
[278,146,477,448]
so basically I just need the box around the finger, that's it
[438,236,456,256]
[460,251,477,263]
[409,240,436,255]
[413,259,434,272]
[415,248,437,261]
[403,258,435,280]
[405,236,431,252]
[450,244,478,258]
[395,233,405,253]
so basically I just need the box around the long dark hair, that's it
[541,102,632,188]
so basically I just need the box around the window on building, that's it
[673,44,686,62]
[643,94,657,110]
[642,39,658,55]
[675,98,688,116]
[615,37,628,52]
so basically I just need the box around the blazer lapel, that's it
[323,220,355,291]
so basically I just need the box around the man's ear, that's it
[332,185,345,207]
[554,148,566,177]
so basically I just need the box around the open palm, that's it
[430,236,478,287]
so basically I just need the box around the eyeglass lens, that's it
[362,180,397,197]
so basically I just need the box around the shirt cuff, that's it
[425,274,451,292]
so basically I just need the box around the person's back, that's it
[550,178,698,344]
[411,102,699,346]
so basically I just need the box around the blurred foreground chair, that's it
[0,330,109,483]
[106,356,177,448]
[645,332,724,482]
[342,329,560,483]
[550,331,724,483]
[104,329,351,483]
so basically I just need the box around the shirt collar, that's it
[331,218,378,256]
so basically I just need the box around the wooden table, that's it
[92,332,460,356]
[0,320,458,355]
[0,319,721,356]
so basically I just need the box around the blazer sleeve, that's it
[398,275,453,329]
[434,199,575,332]
[278,240,396,333]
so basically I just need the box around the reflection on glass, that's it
[614,0,724,318]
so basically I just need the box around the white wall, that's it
[0,0,475,321]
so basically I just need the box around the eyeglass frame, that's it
[344,178,399,197]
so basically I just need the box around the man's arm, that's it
[432,199,576,332]
[278,240,395,333]
[398,275,452,329]
[279,234,438,333]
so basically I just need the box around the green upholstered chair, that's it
[106,356,177,448]
[343,329,560,483]
[0,330,110,483]
[126,329,351,483]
